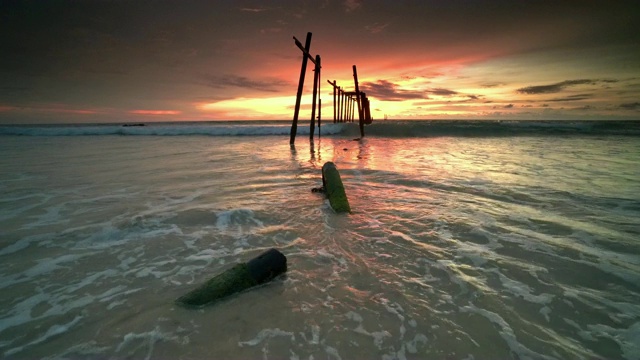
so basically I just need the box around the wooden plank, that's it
[294,37,318,66]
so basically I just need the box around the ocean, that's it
[0,120,639,359]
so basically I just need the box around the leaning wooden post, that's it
[309,55,320,140]
[290,32,312,145]
[352,65,364,138]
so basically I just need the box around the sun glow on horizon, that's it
[197,95,322,119]
[129,110,181,115]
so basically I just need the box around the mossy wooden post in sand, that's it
[322,162,351,213]
[176,248,287,307]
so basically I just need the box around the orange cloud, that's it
[129,110,181,115]
[44,108,98,114]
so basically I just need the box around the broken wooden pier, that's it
[290,32,374,144]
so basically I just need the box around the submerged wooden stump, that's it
[176,248,287,307]
[322,162,351,213]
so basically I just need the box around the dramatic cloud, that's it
[516,79,596,94]
[200,74,290,92]
[361,80,427,101]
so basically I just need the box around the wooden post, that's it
[345,92,349,122]
[338,86,344,122]
[290,32,312,145]
[345,96,349,122]
[350,97,354,122]
[353,65,364,138]
[318,98,321,137]
[328,80,337,123]
[362,93,372,124]
[318,56,321,136]
[310,54,320,140]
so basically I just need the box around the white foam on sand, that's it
[460,304,556,360]
[115,326,188,360]
[491,269,555,305]
[4,315,83,357]
[587,321,640,360]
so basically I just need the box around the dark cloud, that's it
[548,94,593,102]
[428,88,458,96]
[517,79,596,94]
[199,74,289,92]
[620,102,640,110]
[481,82,505,88]
[361,80,427,101]
[504,104,514,108]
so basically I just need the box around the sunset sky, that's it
[1,0,639,124]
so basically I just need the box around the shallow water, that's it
[1,133,639,359]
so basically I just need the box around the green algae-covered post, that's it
[322,162,351,213]
[176,248,287,307]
